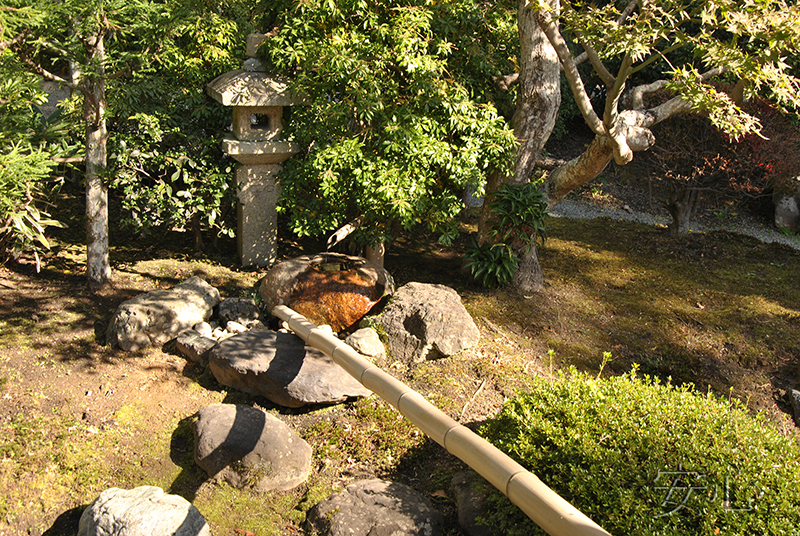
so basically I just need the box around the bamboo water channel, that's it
[272,305,612,536]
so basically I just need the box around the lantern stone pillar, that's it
[206,34,304,267]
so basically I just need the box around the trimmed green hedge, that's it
[480,368,800,536]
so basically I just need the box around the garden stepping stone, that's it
[77,486,210,536]
[107,276,220,351]
[193,403,311,491]
[306,478,442,536]
[370,282,480,364]
[208,329,372,408]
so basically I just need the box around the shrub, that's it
[479,368,800,536]
[465,182,548,287]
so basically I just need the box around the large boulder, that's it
[306,479,442,536]
[193,403,311,491]
[77,486,209,536]
[371,282,480,364]
[259,253,394,333]
[208,330,372,408]
[107,276,220,351]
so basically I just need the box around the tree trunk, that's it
[477,0,561,293]
[543,134,615,208]
[366,242,385,269]
[668,185,701,236]
[191,213,204,250]
[512,243,544,294]
[84,36,112,291]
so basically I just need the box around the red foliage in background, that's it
[638,96,800,201]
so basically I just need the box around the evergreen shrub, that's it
[480,368,800,536]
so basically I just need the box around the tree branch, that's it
[0,30,27,53]
[494,72,519,91]
[17,53,78,90]
[534,8,605,136]
[576,33,615,87]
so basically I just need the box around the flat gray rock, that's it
[77,486,209,536]
[107,276,220,351]
[372,282,480,364]
[193,404,311,491]
[307,479,442,536]
[176,329,217,365]
[208,330,372,408]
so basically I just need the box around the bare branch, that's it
[618,0,638,23]
[17,54,77,90]
[631,80,669,109]
[535,155,567,170]
[327,217,363,249]
[494,72,519,92]
[535,8,605,136]
[576,33,615,87]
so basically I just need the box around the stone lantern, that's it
[206,33,303,267]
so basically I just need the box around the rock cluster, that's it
[94,264,489,535]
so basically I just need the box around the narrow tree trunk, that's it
[668,186,701,236]
[84,36,112,291]
[191,213,204,250]
[366,242,385,269]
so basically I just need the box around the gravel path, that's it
[550,199,800,252]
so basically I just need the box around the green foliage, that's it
[261,0,517,247]
[546,0,800,139]
[465,182,548,287]
[0,46,69,267]
[480,368,800,536]
[106,2,249,242]
[464,239,518,287]
[488,182,548,249]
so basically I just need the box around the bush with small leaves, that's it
[480,367,800,536]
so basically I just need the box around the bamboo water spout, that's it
[272,305,612,536]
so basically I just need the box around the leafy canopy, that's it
[542,0,800,139]
[261,0,518,246]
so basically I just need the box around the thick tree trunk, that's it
[84,37,112,291]
[477,0,561,293]
[512,243,544,294]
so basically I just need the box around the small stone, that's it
[194,322,213,339]
[226,321,248,334]
[345,328,385,360]
[790,389,800,427]
[212,327,226,340]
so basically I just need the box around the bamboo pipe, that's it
[272,305,612,536]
